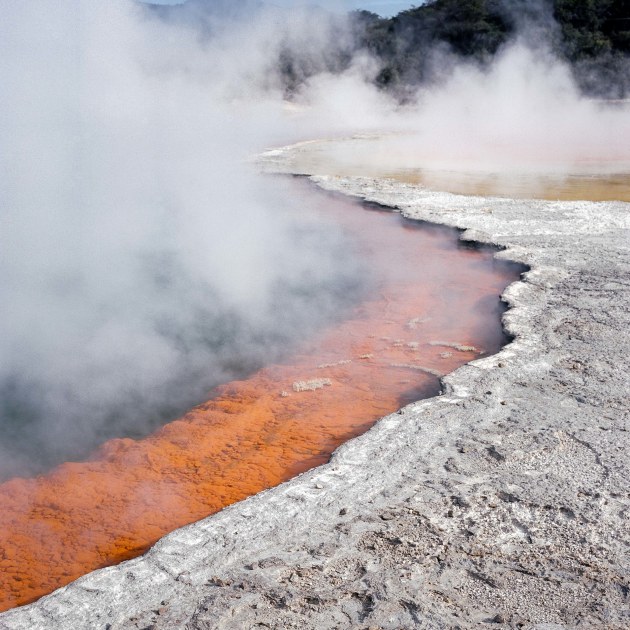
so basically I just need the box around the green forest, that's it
[352,0,630,96]
[151,0,630,98]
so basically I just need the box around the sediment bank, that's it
[1,137,629,629]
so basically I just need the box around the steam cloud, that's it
[1,0,627,479]
[374,40,630,174]
[0,0,373,477]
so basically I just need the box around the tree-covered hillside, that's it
[147,0,630,99]
[554,0,630,59]
[353,0,630,97]
[299,0,630,98]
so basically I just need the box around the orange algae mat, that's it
[0,182,521,611]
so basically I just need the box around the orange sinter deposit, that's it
[0,179,523,611]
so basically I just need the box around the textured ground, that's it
[1,139,629,629]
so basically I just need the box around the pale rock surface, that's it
[1,138,629,629]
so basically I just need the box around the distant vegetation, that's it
[352,0,630,98]
[147,0,630,99]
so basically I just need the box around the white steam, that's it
[318,41,630,176]
[401,41,630,173]
[0,0,377,477]
[1,0,627,478]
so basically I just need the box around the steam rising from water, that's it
[0,1,372,477]
[1,0,627,478]
[385,42,630,174]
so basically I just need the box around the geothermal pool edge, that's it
[1,138,629,629]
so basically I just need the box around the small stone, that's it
[208,576,228,586]
[258,557,284,569]
[339,508,348,516]
[315,483,323,489]
[293,378,333,393]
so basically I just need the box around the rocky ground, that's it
[1,139,629,629]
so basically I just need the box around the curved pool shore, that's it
[0,176,519,612]
[2,137,629,629]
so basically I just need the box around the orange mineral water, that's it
[0,180,523,611]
